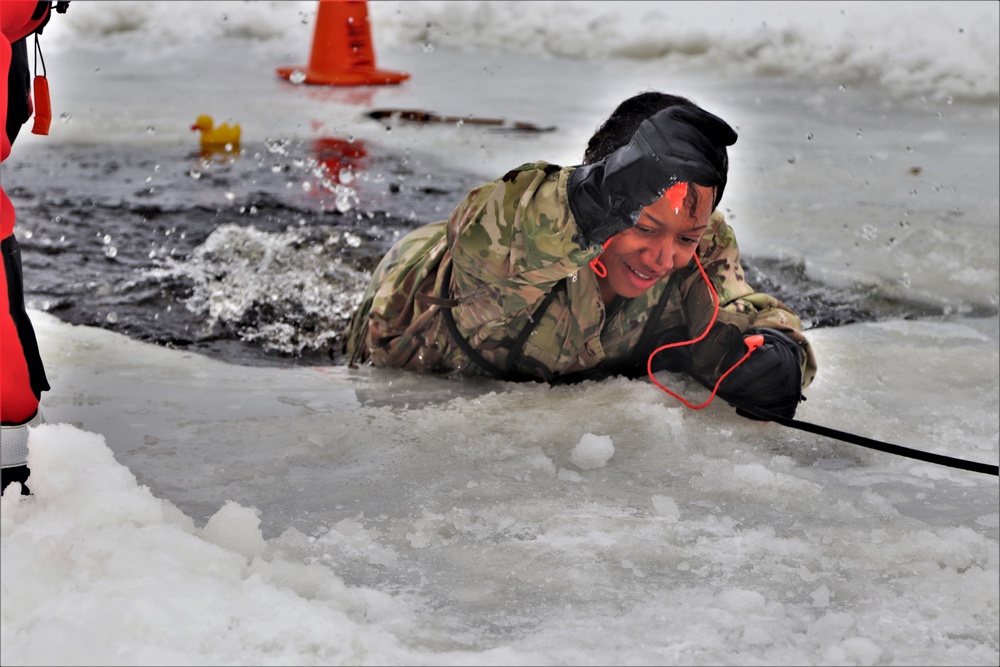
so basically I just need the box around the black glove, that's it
[716,328,804,421]
[568,105,738,249]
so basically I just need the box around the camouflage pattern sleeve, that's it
[342,221,454,371]
[448,162,597,294]
[446,162,600,323]
[345,161,606,376]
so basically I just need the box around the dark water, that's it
[6,139,940,368]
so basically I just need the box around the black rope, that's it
[33,33,46,78]
[433,253,995,477]
[737,405,999,477]
[437,261,544,382]
[505,280,566,377]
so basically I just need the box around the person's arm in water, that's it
[667,212,818,418]
[561,103,815,415]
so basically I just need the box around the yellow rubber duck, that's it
[190,114,241,150]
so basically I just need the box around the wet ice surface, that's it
[11,309,999,666]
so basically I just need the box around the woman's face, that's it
[596,184,716,304]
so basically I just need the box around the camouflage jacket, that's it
[345,162,817,388]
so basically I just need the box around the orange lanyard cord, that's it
[646,254,762,409]
[589,238,613,278]
[590,184,688,279]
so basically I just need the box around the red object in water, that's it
[311,136,368,183]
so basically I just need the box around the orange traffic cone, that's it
[276,0,409,86]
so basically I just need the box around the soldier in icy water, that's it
[344,91,817,419]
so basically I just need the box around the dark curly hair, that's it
[582,92,700,165]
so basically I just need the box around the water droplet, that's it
[105,246,118,259]
[59,112,72,124]
[266,138,289,155]
[860,223,878,241]
[805,133,814,141]
[336,188,356,213]
[787,156,796,164]
[106,312,118,324]
[146,126,155,134]
[289,70,307,85]
[422,42,435,53]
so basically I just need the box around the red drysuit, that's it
[2,1,52,450]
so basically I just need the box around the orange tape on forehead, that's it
[664,182,688,213]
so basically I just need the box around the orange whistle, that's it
[31,75,51,136]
